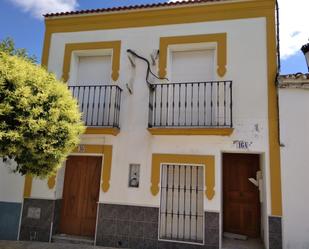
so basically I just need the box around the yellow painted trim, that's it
[62,41,121,82]
[42,1,274,68]
[23,175,33,198]
[47,175,56,189]
[266,11,282,216]
[148,127,233,136]
[151,154,215,200]
[101,145,113,192]
[42,0,282,215]
[85,127,120,136]
[72,144,113,192]
[159,33,227,78]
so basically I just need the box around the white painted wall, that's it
[0,161,24,203]
[279,87,309,249]
[30,16,270,248]
[49,17,269,206]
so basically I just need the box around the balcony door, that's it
[76,55,111,86]
[167,49,216,126]
[171,49,214,83]
[71,55,113,126]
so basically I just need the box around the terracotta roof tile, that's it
[279,73,309,80]
[278,73,309,88]
[44,0,226,18]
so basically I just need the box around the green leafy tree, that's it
[0,51,85,177]
[0,37,37,63]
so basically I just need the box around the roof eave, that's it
[43,0,233,19]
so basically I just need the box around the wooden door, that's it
[60,156,102,237]
[223,154,260,238]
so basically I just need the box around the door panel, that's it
[80,157,102,236]
[60,156,102,237]
[223,154,260,238]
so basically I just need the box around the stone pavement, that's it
[0,241,119,249]
[222,238,265,249]
[0,239,265,249]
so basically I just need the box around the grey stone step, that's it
[52,234,94,246]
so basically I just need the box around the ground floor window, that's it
[159,164,204,244]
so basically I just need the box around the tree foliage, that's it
[0,52,85,177]
[0,37,37,63]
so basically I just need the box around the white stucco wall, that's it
[0,161,24,203]
[49,17,270,207]
[26,16,271,247]
[279,87,309,249]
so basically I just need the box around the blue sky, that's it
[0,0,308,74]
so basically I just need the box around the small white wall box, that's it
[128,164,140,188]
[27,207,41,219]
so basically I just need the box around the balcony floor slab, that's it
[147,127,234,136]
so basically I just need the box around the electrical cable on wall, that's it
[127,49,168,88]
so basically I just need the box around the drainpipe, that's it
[275,0,284,147]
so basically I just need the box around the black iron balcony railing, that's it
[69,84,122,128]
[148,81,232,128]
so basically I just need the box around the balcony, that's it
[69,84,122,135]
[148,81,233,135]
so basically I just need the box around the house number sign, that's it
[77,145,86,153]
[233,140,253,150]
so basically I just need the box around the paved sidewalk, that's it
[222,238,265,249]
[0,241,118,249]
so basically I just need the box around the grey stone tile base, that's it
[268,216,282,249]
[0,240,124,249]
[20,198,62,242]
[96,204,219,249]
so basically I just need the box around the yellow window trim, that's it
[158,33,227,78]
[47,175,56,189]
[71,144,113,192]
[44,145,113,192]
[148,127,233,136]
[42,1,274,67]
[62,41,121,82]
[151,153,215,200]
[85,127,120,136]
[46,145,113,192]
[23,175,33,198]
[41,0,282,216]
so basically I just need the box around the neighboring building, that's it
[0,0,283,249]
[278,72,309,249]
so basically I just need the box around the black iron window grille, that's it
[69,84,122,128]
[148,81,232,128]
[159,164,204,244]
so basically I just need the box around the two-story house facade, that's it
[0,1,282,249]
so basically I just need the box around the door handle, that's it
[248,177,259,187]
